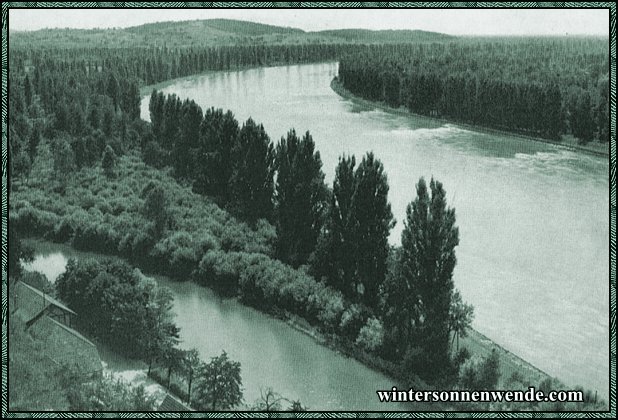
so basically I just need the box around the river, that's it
[22,61,609,406]
[22,240,405,411]
[139,62,609,399]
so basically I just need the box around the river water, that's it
[23,241,404,411]
[21,62,609,407]
[139,63,609,399]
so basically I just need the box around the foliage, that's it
[55,258,179,360]
[63,372,157,411]
[381,178,460,378]
[101,144,117,178]
[251,387,285,412]
[194,351,243,411]
[338,38,608,143]
[458,349,500,391]
[52,136,76,186]
[355,317,385,352]
[449,289,475,351]
[229,118,275,223]
[141,180,169,238]
[312,152,394,307]
[194,107,239,201]
[7,221,33,278]
[274,129,328,267]
[179,349,201,405]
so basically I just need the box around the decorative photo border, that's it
[1,2,615,418]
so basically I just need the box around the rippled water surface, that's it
[140,62,609,399]
[25,62,608,406]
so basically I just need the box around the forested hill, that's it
[316,28,454,43]
[8,18,452,48]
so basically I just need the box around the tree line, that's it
[7,41,362,181]
[12,36,605,403]
[338,38,609,144]
[146,90,471,379]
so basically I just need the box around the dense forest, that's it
[8,18,452,49]
[7,20,609,411]
[338,37,609,144]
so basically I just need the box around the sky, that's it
[8,8,610,36]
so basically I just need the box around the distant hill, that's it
[10,18,453,49]
[314,28,454,43]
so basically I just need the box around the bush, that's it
[355,317,384,352]
[307,285,345,331]
[339,303,366,340]
[458,349,500,390]
[151,231,199,279]
[198,250,250,294]
[11,205,59,236]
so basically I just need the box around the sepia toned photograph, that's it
[2,3,614,415]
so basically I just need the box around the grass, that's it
[7,317,70,411]
[459,329,549,389]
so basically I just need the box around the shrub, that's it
[11,205,59,236]
[355,317,384,352]
[307,285,345,331]
[339,303,366,340]
[151,231,199,279]
[458,349,500,390]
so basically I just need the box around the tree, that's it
[288,400,308,411]
[56,259,179,360]
[52,136,76,186]
[141,181,169,238]
[179,349,201,406]
[63,371,156,411]
[252,387,285,412]
[352,152,394,307]
[194,108,239,200]
[274,129,328,267]
[229,118,275,223]
[311,153,394,307]
[399,177,459,375]
[162,347,185,390]
[122,80,141,120]
[7,222,33,280]
[149,90,165,143]
[194,351,243,411]
[449,289,475,352]
[311,155,356,294]
[173,99,202,179]
[101,144,117,178]
[570,91,594,144]
[138,277,180,375]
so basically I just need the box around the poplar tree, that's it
[274,129,327,267]
[173,99,202,179]
[229,118,275,223]
[194,108,239,200]
[352,152,394,307]
[312,153,394,307]
[400,177,459,374]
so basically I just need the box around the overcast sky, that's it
[8,8,609,36]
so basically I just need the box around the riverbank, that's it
[24,243,550,409]
[278,304,554,393]
[22,237,563,408]
[330,78,609,159]
[139,60,338,98]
